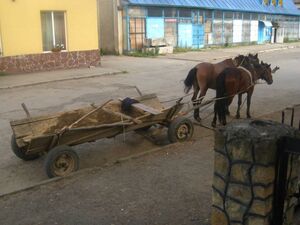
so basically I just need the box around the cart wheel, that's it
[11,134,40,161]
[168,117,194,143]
[44,146,79,178]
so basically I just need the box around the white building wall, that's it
[250,20,258,42]
[233,20,242,43]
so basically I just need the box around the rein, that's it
[237,55,246,67]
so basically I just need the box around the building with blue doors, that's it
[98,0,300,53]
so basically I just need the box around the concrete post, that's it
[212,120,300,225]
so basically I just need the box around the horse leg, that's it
[246,92,253,118]
[236,94,242,119]
[222,97,234,125]
[192,85,200,121]
[195,86,208,122]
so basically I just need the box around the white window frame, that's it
[41,11,68,53]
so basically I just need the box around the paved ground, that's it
[0,43,300,197]
[0,108,299,225]
[0,138,214,225]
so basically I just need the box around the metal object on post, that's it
[291,107,295,127]
[21,103,31,118]
[281,111,285,124]
[272,136,300,225]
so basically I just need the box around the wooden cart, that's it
[10,94,194,178]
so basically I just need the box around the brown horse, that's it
[212,61,273,127]
[184,54,259,121]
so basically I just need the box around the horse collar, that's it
[238,66,253,85]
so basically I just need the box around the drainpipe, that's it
[96,0,101,51]
[212,11,215,45]
[113,0,118,54]
[222,11,225,45]
[203,10,206,46]
[126,6,130,52]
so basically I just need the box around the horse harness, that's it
[238,66,254,86]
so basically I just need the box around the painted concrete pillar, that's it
[212,120,300,225]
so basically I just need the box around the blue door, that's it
[192,24,204,48]
[178,23,193,48]
[258,21,265,44]
[258,21,272,44]
[146,18,164,39]
[264,27,272,42]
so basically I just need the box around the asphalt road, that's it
[0,138,214,225]
[0,47,299,195]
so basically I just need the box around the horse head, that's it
[248,53,259,65]
[258,61,273,85]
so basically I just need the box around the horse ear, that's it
[267,64,271,68]
[254,53,258,58]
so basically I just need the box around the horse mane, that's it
[184,67,197,94]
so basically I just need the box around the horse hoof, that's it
[211,122,216,128]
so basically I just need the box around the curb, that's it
[0,141,192,199]
[164,44,300,62]
[0,71,125,90]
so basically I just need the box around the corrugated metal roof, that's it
[126,0,300,16]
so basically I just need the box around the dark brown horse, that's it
[212,61,273,127]
[184,54,259,121]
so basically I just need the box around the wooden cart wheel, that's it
[168,117,194,143]
[44,146,79,178]
[11,134,40,161]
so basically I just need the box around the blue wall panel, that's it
[146,18,165,39]
[178,23,193,48]
[258,21,265,44]
[192,25,204,48]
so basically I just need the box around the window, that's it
[263,0,269,5]
[243,13,251,21]
[147,7,162,17]
[214,11,223,20]
[128,7,146,17]
[234,12,242,20]
[179,9,191,18]
[164,8,177,17]
[129,18,145,50]
[225,12,233,20]
[251,13,259,20]
[41,11,66,52]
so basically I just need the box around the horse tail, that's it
[184,67,197,94]
[215,70,227,123]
